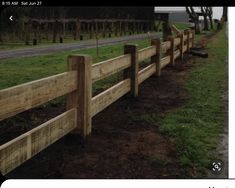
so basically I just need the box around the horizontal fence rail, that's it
[91,79,131,117]
[174,49,181,60]
[92,54,131,83]
[138,63,156,84]
[138,46,156,62]
[160,56,171,69]
[174,38,181,47]
[161,41,171,53]
[0,71,77,121]
[0,29,195,175]
[0,108,77,175]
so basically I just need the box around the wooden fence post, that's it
[168,36,175,66]
[66,55,92,137]
[179,33,184,59]
[124,44,138,97]
[192,29,195,47]
[185,29,190,53]
[151,38,161,76]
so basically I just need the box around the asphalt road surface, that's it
[0,32,161,60]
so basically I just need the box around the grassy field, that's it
[0,39,151,90]
[172,22,191,30]
[159,26,227,176]
[155,21,191,32]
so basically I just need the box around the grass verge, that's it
[159,26,227,176]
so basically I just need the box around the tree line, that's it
[186,6,227,34]
[0,7,155,42]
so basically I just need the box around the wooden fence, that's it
[0,29,195,175]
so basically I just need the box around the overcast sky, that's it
[154,7,223,19]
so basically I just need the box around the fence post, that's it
[124,44,138,97]
[192,29,195,47]
[178,33,184,60]
[185,29,190,53]
[151,38,161,76]
[66,55,92,137]
[167,36,175,66]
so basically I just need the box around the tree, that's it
[186,7,200,34]
[205,7,213,29]
[201,7,209,31]
[0,7,30,42]
[222,7,228,22]
[162,21,172,40]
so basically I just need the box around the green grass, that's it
[155,21,191,32]
[0,39,150,90]
[171,22,191,31]
[159,26,227,176]
[193,30,214,44]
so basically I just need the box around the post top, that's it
[68,54,92,63]
[124,44,138,47]
[68,54,91,58]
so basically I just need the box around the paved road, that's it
[0,32,161,60]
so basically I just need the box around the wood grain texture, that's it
[186,30,190,52]
[92,54,131,83]
[183,34,187,42]
[183,45,187,53]
[174,49,180,60]
[0,71,77,121]
[124,44,138,97]
[151,38,161,76]
[191,30,195,47]
[138,63,156,84]
[160,56,171,69]
[168,36,175,66]
[66,55,92,136]
[189,32,193,39]
[0,108,77,175]
[161,41,171,53]
[179,33,184,59]
[174,37,181,47]
[138,46,155,62]
[189,41,193,48]
[91,79,131,117]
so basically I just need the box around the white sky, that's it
[154,7,223,19]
